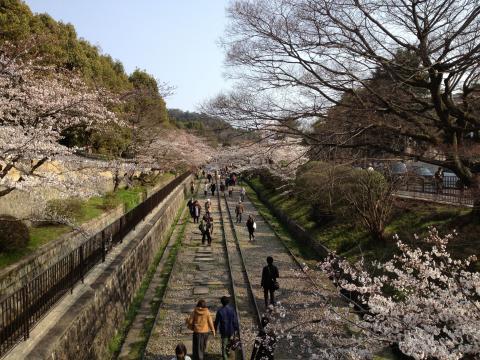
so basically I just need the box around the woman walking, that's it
[246,215,256,242]
[186,299,215,360]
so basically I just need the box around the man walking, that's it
[211,182,216,196]
[235,201,244,223]
[214,296,239,360]
[240,187,246,202]
[193,200,201,223]
[261,256,279,308]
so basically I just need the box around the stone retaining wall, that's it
[0,176,175,298]
[45,175,191,360]
[0,204,125,297]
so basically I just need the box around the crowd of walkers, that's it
[170,167,280,360]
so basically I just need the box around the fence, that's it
[0,172,190,357]
[397,175,473,206]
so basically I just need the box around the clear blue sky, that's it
[25,0,230,111]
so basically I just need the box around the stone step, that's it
[193,286,209,295]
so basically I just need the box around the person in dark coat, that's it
[211,183,216,196]
[261,257,279,308]
[193,201,201,223]
[214,296,239,360]
[251,316,276,360]
[246,215,255,241]
[187,198,195,219]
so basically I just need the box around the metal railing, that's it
[397,175,473,206]
[0,172,190,357]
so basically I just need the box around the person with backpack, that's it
[246,215,256,241]
[250,316,276,360]
[203,211,214,237]
[199,216,211,245]
[214,296,239,360]
[261,256,279,308]
[170,343,191,360]
[186,300,215,360]
[235,201,244,224]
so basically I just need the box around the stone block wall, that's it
[45,175,190,360]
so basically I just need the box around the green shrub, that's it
[296,161,395,241]
[99,192,119,210]
[0,216,29,252]
[45,198,84,222]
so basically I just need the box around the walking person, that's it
[228,187,233,198]
[214,296,239,360]
[261,257,279,308]
[240,187,246,202]
[193,201,201,224]
[235,200,244,224]
[211,182,216,196]
[204,212,214,241]
[250,316,277,360]
[204,182,210,197]
[199,217,211,245]
[435,167,444,194]
[205,199,211,213]
[186,300,215,360]
[246,215,256,241]
[170,343,191,360]
[190,180,195,195]
[187,198,195,220]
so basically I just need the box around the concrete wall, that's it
[45,175,190,360]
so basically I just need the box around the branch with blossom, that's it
[320,228,480,359]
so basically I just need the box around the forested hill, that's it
[169,109,258,147]
[1,0,133,92]
[1,0,169,157]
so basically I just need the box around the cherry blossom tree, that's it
[0,44,121,199]
[321,228,480,359]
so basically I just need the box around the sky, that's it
[25,0,230,111]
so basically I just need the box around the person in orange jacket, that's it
[186,299,216,360]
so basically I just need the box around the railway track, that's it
[215,184,262,359]
[144,180,262,359]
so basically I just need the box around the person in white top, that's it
[240,187,246,202]
[170,342,191,360]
